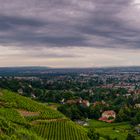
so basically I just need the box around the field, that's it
[88,119,140,140]
[0,89,89,140]
[33,120,89,140]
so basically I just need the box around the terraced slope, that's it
[0,89,89,140]
[33,120,88,140]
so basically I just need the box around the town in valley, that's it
[1,67,140,140]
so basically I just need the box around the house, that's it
[93,101,107,107]
[66,98,90,107]
[135,104,140,108]
[134,89,140,95]
[102,110,116,118]
[66,99,77,104]
[75,120,88,126]
[82,100,90,107]
[31,93,36,99]
[17,88,23,95]
[99,110,116,123]
[123,93,131,98]
[60,99,65,104]
[135,126,140,134]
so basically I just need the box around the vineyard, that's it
[0,89,90,140]
[0,108,26,124]
[33,120,90,140]
[0,89,64,119]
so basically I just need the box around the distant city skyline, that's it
[0,0,140,67]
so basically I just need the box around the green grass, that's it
[88,119,130,128]
[47,102,61,109]
[88,119,140,140]
[96,125,130,140]
[99,137,106,140]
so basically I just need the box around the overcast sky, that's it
[0,0,140,68]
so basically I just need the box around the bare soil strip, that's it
[17,109,39,117]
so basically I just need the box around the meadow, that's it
[88,119,140,140]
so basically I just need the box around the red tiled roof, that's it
[93,101,106,107]
[66,99,89,106]
[66,100,77,104]
[99,116,108,121]
[102,110,116,116]
[99,117,114,123]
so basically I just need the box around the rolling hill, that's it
[0,89,89,140]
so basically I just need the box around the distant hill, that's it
[0,66,140,76]
[0,66,50,76]
[0,89,89,140]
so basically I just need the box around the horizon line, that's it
[0,65,140,69]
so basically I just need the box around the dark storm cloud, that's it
[0,15,45,29]
[0,0,139,49]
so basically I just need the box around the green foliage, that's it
[116,107,132,122]
[0,116,42,140]
[88,119,134,140]
[0,89,64,119]
[25,110,64,122]
[0,89,47,111]
[0,89,90,140]
[87,128,99,140]
[58,104,83,120]
[33,120,89,140]
[89,105,101,119]
[126,133,136,140]
[0,116,16,136]
[0,108,26,124]
[16,129,44,140]
[131,111,140,125]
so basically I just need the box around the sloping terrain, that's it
[0,89,89,140]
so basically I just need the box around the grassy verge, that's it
[87,119,140,140]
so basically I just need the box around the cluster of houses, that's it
[64,98,117,123]
[65,98,90,107]
[93,101,109,107]
[76,110,117,126]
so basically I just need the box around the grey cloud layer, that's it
[0,0,140,49]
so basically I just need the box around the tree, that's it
[135,111,140,123]
[131,111,140,125]
[116,107,131,122]
[58,104,82,120]
[89,105,101,119]
[126,133,135,140]
[87,128,99,140]
[104,135,111,140]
